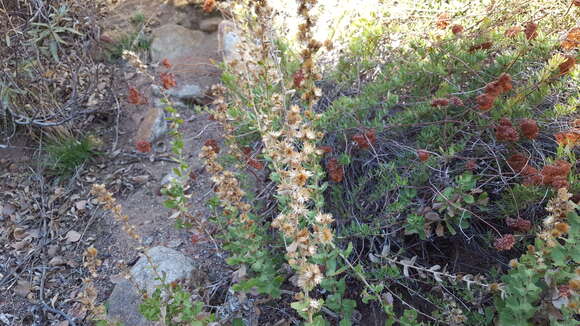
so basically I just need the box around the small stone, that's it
[49,256,67,266]
[135,107,168,144]
[14,280,31,297]
[143,237,154,246]
[75,200,87,211]
[199,17,221,33]
[1,203,16,217]
[131,175,150,184]
[166,83,203,101]
[47,245,59,257]
[166,239,182,248]
[65,230,82,243]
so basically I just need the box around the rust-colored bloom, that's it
[128,86,147,105]
[431,98,450,107]
[204,139,220,153]
[541,160,571,189]
[435,13,450,30]
[559,55,576,75]
[160,72,177,89]
[352,129,376,149]
[505,26,522,38]
[494,234,516,251]
[524,22,538,40]
[496,118,519,142]
[469,41,493,53]
[247,158,264,170]
[476,94,495,111]
[506,217,532,232]
[136,140,152,153]
[161,58,172,68]
[507,153,529,173]
[319,146,333,154]
[451,24,464,35]
[417,150,430,162]
[554,130,579,147]
[202,0,216,13]
[561,27,579,50]
[520,119,539,139]
[293,69,305,88]
[449,96,464,106]
[326,158,344,182]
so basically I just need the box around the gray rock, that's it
[166,83,203,101]
[106,247,197,326]
[150,24,204,63]
[135,107,168,144]
[199,17,221,33]
[106,280,155,326]
[218,21,241,63]
[130,246,196,295]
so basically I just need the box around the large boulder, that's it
[150,24,205,64]
[130,246,196,295]
[106,246,197,326]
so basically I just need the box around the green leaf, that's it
[232,318,245,326]
[463,194,475,204]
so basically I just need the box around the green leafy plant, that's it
[431,173,489,235]
[45,136,99,177]
[140,284,214,326]
[27,4,83,61]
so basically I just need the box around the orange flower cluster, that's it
[561,27,579,50]
[431,96,464,107]
[202,0,216,13]
[325,158,344,182]
[161,58,172,68]
[319,146,333,154]
[541,160,571,189]
[476,73,512,111]
[242,147,264,170]
[431,98,449,107]
[507,153,571,189]
[520,119,539,139]
[417,150,430,162]
[559,55,576,75]
[494,234,516,251]
[507,153,530,173]
[136,140,152,153]
[352,129,376,149]
[496,118,519,142]
[506,217,532,232]
[505,26,522,38]
[451,24,464,35]
[204,139,220,153]
[555,130,580,147]
[469,41,493,53]
[524,22,538,40]
[128,86,147,105]
[436,13,450,29]
[293,69,305,88]
[160,72,177,89]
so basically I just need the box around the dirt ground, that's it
[0,1,239,325]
